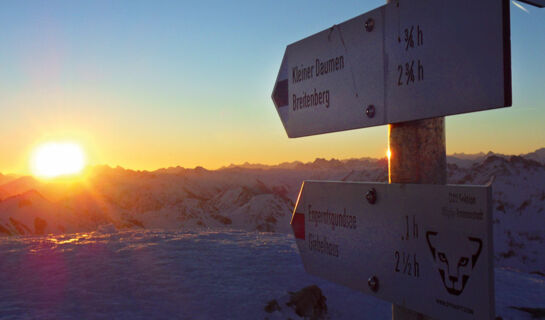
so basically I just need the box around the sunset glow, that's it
[30,142,86,178]
[0,1,542,174]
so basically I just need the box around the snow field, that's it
[0,230,543,319]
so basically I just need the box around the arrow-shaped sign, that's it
[291,180,494,320]
[272,0,512,138]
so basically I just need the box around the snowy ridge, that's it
[0,150,544,274]
[448,155,545,274]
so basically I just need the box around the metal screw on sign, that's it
[366,188,377,204]
[368,276,379,292]
[366,105,375,118]
[364,18,374,32]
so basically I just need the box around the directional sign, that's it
[291,181,494,320]
[272,0,511,138]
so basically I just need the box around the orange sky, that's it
[1,1,544,175]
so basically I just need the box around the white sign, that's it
[291,181,494,320]
[272,0,511,138]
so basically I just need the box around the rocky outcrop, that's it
[264,285,328,319]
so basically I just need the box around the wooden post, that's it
[388,118,446,185]
[389,117,446,320]
[386,0,446,314]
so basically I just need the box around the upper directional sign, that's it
[272,0,512,138]
[291,181,494,320]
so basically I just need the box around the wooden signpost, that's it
[272,0,544,319]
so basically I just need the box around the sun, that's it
[31,142,86,178]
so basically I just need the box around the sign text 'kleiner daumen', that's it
[291,55,345,111]
[292,56,345,84]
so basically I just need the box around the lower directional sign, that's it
[291,181,494,320]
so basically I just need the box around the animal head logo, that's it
[426,231,483,296]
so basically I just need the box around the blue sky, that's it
[0,1,544,173]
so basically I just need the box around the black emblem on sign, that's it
[426,231,482,296]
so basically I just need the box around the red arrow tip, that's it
[272,79,289,109]
[291,212,305,240]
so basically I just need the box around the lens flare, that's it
[31,142,86,178]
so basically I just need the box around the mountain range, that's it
[1,148,544,274]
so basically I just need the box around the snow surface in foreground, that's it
[0,230,543,320]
